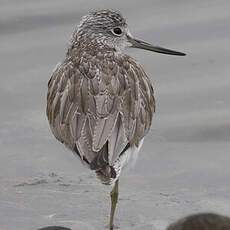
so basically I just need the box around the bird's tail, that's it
[95,159,121,185]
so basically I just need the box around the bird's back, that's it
[46,46,155,184]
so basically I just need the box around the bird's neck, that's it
[67,44,114,60]
[67,31,121,57]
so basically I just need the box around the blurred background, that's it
[0,0,230,229]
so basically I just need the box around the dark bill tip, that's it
[128,36,186,56]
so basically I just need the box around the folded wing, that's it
[46,55,155,173]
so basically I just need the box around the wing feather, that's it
[109,113,127,164]
[47,54,155,170]
[92,112,118,152]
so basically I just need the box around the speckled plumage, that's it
[46,9,187,230]
[46,10,155,185]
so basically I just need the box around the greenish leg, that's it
[109,180,119,230]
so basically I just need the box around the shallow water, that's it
[0,0,230,229]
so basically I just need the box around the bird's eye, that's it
[112,27,123,36]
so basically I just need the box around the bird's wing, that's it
[47,55,155,170]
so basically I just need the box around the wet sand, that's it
[0,0,230,229]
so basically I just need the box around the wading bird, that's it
[46,9,185,229]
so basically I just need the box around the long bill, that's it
[128,35,186,56]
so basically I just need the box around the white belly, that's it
[116,138,144,173]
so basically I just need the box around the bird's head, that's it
[73,9,186,56]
